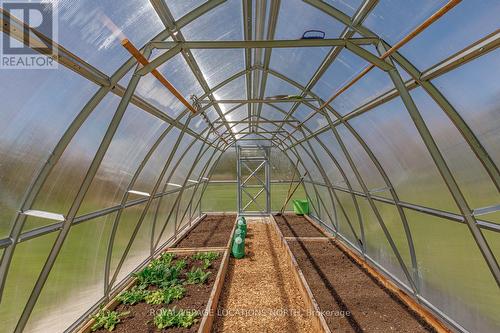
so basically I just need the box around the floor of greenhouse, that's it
[213,217,316,333]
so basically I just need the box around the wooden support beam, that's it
[121,39,197,114]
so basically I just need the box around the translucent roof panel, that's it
[55,0,163,74]
[364,0,447,44]
[274,0,345,40]
[181,0,243,41]
[399,0,500,70]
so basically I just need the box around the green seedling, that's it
[91,309,129,332]
[158,252,176,265]
[185,267,211,284]
[116,286,149,305]
[145,285,185,305]
[202,258,212,269]
[135,258,185,288]
[192,252,219,269]
[153,307,199,329]
[191,252,219,262]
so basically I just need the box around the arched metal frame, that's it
[0,0,498,332]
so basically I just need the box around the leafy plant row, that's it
[90,252,219,331]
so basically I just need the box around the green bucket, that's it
[293,199,309,215]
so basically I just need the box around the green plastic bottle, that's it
[238,216,246,223]
[237,219,247,237]
[232,236,245,259]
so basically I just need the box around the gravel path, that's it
[213,217,316,333]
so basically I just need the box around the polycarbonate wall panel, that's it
[405,210,500,333]
[317,131,362,190]
[0,68,97,236]
[201,183,237,212]
[29,94,119,228]
[410,87,500,216]
[24,214,115,333]
[349,97,459,213]
[270,183,306,212]
[432,50,500,171]
[77,105,167,216]
[109,203,147,287]
[0,233,57,333]
[210,148,237,180]
[335,124,387,192]
[153,195,178,248]
[132,128,182,195]
[356,198,410,287]
[270,47,330,86]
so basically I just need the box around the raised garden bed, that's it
[273,214,324,237]
[90,251,224,333]
[175,214,236,248]
[275,214,442,333]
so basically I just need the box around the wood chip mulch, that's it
[212,217,316,333]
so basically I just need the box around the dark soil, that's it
[94,254,222,333]
[274,214,325,237]
[289,239,435,333]
[175,214,236,248]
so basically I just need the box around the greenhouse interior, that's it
[0,0,499,332]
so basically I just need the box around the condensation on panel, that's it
[405,209,500,333]
[0,232,57,333]
[0,68,97,237]
[348,96,459,213]
[24,213,115,333]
